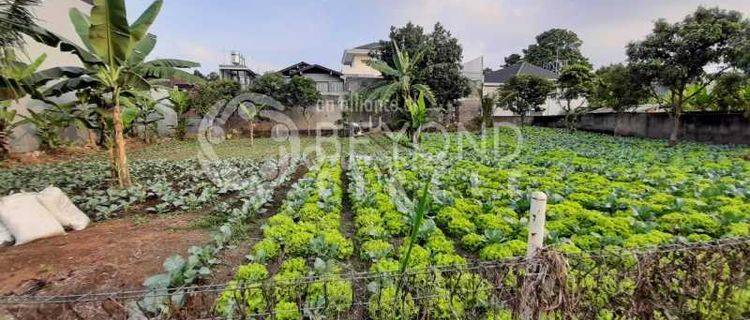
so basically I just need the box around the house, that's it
[341,42,383,93]
[219,51,257,89]
[483,62,564,117]
[279,62,345,102]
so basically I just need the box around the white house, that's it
[483,62,570,117]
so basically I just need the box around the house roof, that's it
[342,42,383,65]
[279,62,342,77]
[355,42,383,50]
[219,64,258,77]
[484,62,558,84]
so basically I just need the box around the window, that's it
[329,82,343,93]
[316,82,329,92]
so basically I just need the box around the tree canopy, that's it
[250,72,320,108]
[522,28,591,70]
[497,74,555,124]
[626,6,749,144]
[591,63,649,112]
[374,22,470,110]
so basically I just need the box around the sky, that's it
[125,0,750,74]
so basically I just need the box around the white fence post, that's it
[526,191,548,258]
[521,191,547,320]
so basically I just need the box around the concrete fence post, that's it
[521,191,548,320]
[526,191,548,258]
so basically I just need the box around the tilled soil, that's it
[0,213,209,319]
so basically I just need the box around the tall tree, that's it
[556,64,594,129]
[627,6,749,145]
[375,22,470,111]
[496,74,554,126]
[591,64,649,135]
[503,53,522,67]
[522,28,590,71]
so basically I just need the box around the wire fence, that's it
[2,237,749,319]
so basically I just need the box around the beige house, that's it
[340,42,382,93]
[10,0,93,152]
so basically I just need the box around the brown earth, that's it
[0,213,209,319]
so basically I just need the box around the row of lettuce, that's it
[212,156,513,319]
[214,159,354,319]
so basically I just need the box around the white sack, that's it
[37,186,90,231]
[0,193,65,245]
[0,221,13,246]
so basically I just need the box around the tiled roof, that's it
[279,62,342,77]
[484,62,558,84]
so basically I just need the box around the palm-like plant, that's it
[165,88,190,140]
[0,0,40,47]
[29,0,201,187]
[0,100,18,159]
[367,41,435,141]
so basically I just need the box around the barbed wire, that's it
[1,236,748,306]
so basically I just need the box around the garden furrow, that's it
[214,157,356,319]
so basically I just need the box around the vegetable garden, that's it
[1,128,749,319]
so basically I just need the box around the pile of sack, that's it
[0,187,90,246]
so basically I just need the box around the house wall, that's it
[484,84,585,117]
[494,112,750,145]
[10,0,92,152]
[342,54,379,77]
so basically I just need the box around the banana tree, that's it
[29,0,200,187]
[366,41,435,141]
[0,101,18,159]
[164,88,190,140]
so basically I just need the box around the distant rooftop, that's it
[279,61,342,77]
[355,42,383,50]
[342,42,383,65]
[484,62,558,84]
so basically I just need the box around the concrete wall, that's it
[495,112,750,145]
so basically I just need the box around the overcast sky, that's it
[125,0,750,74]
